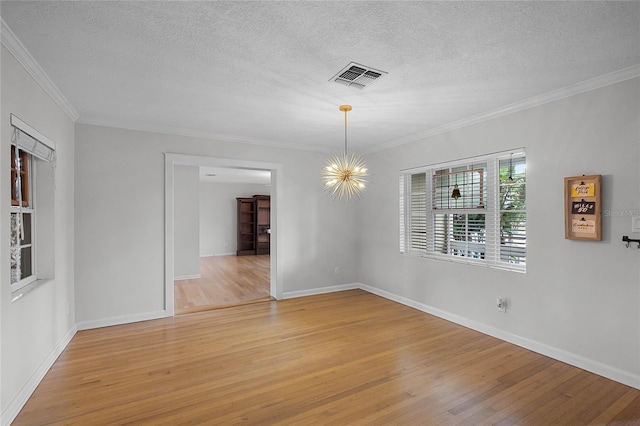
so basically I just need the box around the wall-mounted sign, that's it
[571,183,595,197]
[571,219,596,234]
[564,175,601,241]
[571,201,596,215]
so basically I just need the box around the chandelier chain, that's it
[344,108,348,156]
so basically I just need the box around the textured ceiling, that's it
[1,1,639,153]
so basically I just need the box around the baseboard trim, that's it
[76,310,169,331]
[1,324,77,426]
[174,274,201,281]
[200,253,236,258]
[359,283,640,390]
[283,283,359,299]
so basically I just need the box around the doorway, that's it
[164,154,282,317]
[174,169,271,314]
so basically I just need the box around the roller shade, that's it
[10,114,55,162]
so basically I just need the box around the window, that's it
[400,149,526,272]
[10,146,36,289]
[9,114,56,293]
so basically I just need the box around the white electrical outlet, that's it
[632,216,640,233]
[497,297,507,312]
[334,267,339,275]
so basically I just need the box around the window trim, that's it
[9,114,57,295]
[400,149,526,273]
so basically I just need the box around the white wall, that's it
[174,165,200,279]
[0,45,76,420]
[358,77,640,388]
[200,182,270,257]
[74,124,359,326]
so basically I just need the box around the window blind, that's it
[10,114,56,162]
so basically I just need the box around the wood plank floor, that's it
[175,255,270,315]
[14,290,640,425]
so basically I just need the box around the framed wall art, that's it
[564,174,601,241]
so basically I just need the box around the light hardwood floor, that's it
[175,255,271,315]
[14,290,640,425]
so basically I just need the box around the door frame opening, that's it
[164,153,283,316]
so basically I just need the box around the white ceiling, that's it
[1,1,639,153]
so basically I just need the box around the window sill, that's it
[11,278,53,302]
[401,251,526,274]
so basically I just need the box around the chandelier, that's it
[322,105,368,201]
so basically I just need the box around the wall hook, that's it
[622,236,640,249]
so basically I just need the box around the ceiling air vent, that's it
[330,62,387,89]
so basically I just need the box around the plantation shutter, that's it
[409,173,427,253]
[498,155,526,265]
[399,175,406,253]
[484,160,500,264]
[399,149,525,272]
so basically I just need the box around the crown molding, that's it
[76,118,332,154]
[366,63,640,154]
[1,18,80,122]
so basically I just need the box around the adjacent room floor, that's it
[174,254,271,314]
